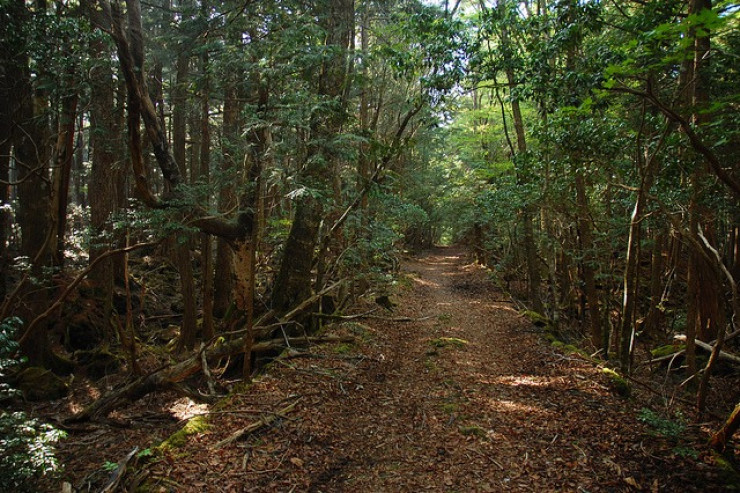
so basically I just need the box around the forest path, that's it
[149,246,716,492]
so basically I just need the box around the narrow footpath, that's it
[147,247,724,492]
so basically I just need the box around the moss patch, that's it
[521,310,552,328]
[602,368,631,398]
[332,343,354,355]
[157,415,210,451]
[440,402,459,414]
[458,424,486,438]
[650,344,685,358]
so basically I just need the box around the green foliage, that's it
[638,408,686,440]
[0,318,65,491]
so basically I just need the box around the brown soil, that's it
[49,246,734,491]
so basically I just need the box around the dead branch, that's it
[252,335,355,353]
[710,402,740,452]
[674,334,740,365]
[100,446,139,493]
[314,312,436,323]
[65,284,347,423]
[643,330,740,367]
[214,398,302,449]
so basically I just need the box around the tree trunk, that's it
[497,0,542,313]
[644,232,666,337]
[89,43,119,331]
[50,86,78,268]
[272,0,354,315]
[575,171,602,350]
[0,9,14,300]
[172,51,198,351]
[12,0,55,367]
[198,28,214,340]
[685,0,715,380]
[213,83,238,317]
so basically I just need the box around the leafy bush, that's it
[637,407,685,440]
[0,317,66,491]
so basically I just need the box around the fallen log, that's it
[252,335,355,353]
[643,330,740,367]
[66,283,346,423]
[65,333,353,423]
[674,334,740,365]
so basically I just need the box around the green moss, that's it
[158,415,210,451]
[333,343,354,354]
[429,337,468,349]
[458,425,486,438]
[397,274,415,290]
[424,358,438,372]
[562,344,591,359]
[713,452,740,488]
[441,403,458,414]
[602,368,631,398]
[521,310,552,328]
[650,344,685,358]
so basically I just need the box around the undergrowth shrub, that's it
[0,317,65,491]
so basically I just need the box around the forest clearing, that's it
[1,0,739,491]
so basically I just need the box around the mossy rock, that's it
[15,367,69,401]
[602,368,631,398]
[158,415,210,451]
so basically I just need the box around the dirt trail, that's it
[144,247,722,492]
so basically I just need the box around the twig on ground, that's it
[214,398,303,449]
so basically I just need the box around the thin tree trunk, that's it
[172,51,198,351]
[575,172,602,350]
[644,232,666,337]
[199,27,214,340]
[0,23,13,300]
[50,88,78,267]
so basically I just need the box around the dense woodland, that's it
[1,0,739,489]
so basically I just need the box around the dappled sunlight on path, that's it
[138,245,725,492]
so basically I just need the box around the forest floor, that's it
[46,246,736,492]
